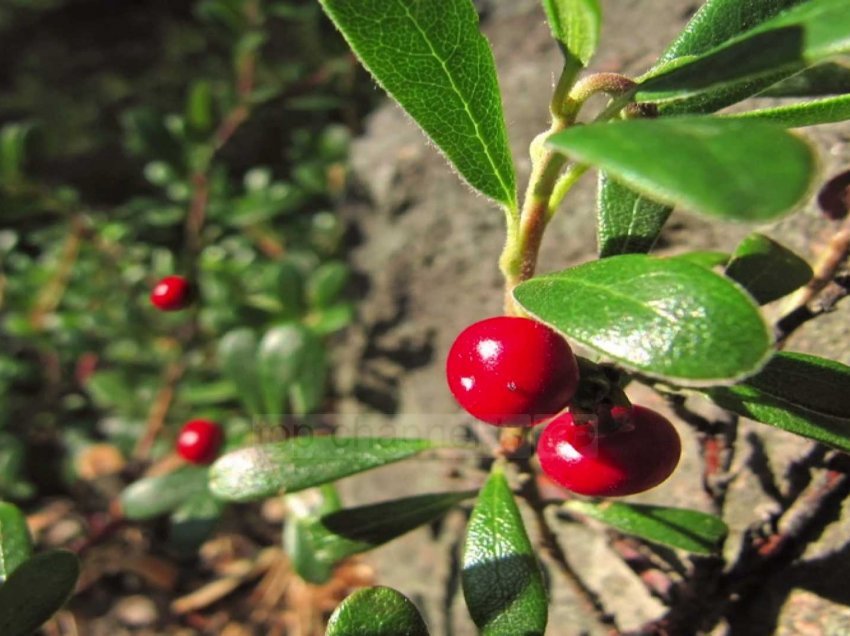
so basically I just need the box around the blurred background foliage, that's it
[0,0,376,581]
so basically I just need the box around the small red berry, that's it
[446,316,579,427]
[176,419,223,464]
[150,275,193,311]
[537,405,681,497]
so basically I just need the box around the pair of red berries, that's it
[150,275,194,311]
[446,316,681,497]
[176,419,223,465]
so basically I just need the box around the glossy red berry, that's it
[150,275,193,311]
[176,419,223,465]
[537,405,681,497]
[446,316,579,427]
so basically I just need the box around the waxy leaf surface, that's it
[317,0,516,208]
[462,466,547,635]
[210,437,435,502]
[514,255,773,385]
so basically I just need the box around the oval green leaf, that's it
[597,174,672,258]
[209,437,436,502]
[120,466,210,520]
[257,324,312,418]
[317,0,516,209]
[289,331,328,416]
[462,465,547,635]
[707,353,850,451]
[0,550,79,636]
[563,500,728,555]
[542,0,602,66]
[725,93,850,128]
[168,490,225,555]
[514,254,773,385]
[0,502,32,582]
[218,328,263,416]
[326,586,429,636]
[300,491,475,574]
[666,251,730,270]
[725,233,812,304]
[640,0,850,109]
[307,261,349,309]
[548,117,815,221]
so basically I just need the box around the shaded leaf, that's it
[317,0,516,208]
[761,62,850,96]
[210,437,436,502]
[289,334,328,416]
[0,502,32,582]
[514,255,772,385]
[548,117,815,221]
[564,500,728,554]
[597,174,671,257]
[120,467,210,520]
[300,491,474,573]
[640,0,850,110]
[725,233,812,304]
[168,490,225,555]
[708,353,850,451]
[326,586,429,636]
[462,465,547,635]
[0,550,79,636]
[724,93,850,128]
[542,0,602,66]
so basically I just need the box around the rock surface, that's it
[332,1,850,634]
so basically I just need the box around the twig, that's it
[29,215,87,330]
[133,359,187,459]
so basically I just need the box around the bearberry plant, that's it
[208,0,850,633]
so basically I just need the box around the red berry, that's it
[176,419,223,464]
[446,316,579,427]
[150,275,193,311]
[537,405,681,497]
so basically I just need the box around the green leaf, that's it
[120,467,210,520]
[462,465,547,635]
[597,174,672,257]
[209,437,436,502]
[186,80,215,136]
[724,93,850,128]
[218,327,263,415]
[548,117,815,221]
[564,501,728,555]
[168,490,225,555]
[666,251,730,269]
[639,0,850,109]
[257,324,312,418]
[708,353,850,452]
[218,328,263,416]
[317,0,517,208]
[0,122,38,184]
[0,550,79,636]
[541,0,602,66]
[725,233,812,304]
[514,255,772,385]
[285,485,342,584]
[299,491,474,575]
[307,261,349,309]
[0,503,32,582]
[760,62,850,96]
[326,586,429,636]
[289,334,328,416]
